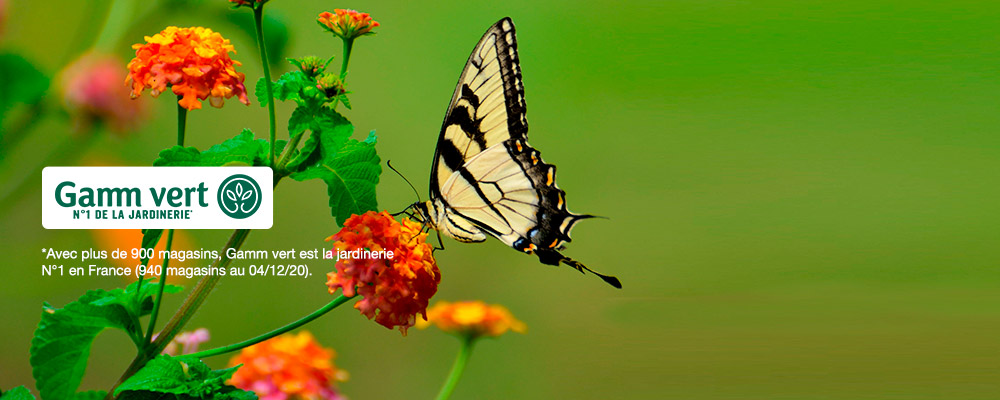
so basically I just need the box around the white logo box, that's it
[42,167,273,229]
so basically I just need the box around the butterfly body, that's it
[411,18,621,288]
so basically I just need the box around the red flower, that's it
[126,26,249,110]
[317,9,379,40]
[326,211,441,335]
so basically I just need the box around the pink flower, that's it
[60,52,147,134]
[160,328,210,356]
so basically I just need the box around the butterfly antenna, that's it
[387,160,422,204]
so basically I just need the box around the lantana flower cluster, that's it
[229,332,347,400]
[126,26,249,110]
[419,301,527,338]
[317,9,380,41]
[326,211,441,334]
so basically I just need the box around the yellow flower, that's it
[228,332,347,400]
[418,301,526,338]
[126,26,249,110]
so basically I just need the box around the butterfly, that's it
[409,17,621,288]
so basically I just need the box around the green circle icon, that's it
[218,174,262,219]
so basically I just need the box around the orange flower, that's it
[126,26,249,110]
[228,332,346,400]
[418,301,526,338]
[317,9,379,40]
[326,211,440,335]
[61,52,147,135]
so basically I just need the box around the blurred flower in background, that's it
[418,301,526,339]
[326,211,441,335]
[317,9,379,41]
[228,331,347,400]
[59,52,147,135]
[0,0,7,39]
[126,26,249,110]
[161,328,210,356]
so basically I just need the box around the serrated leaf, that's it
[290,130,381,225]
[154,130,285,167]
[272,70,310,103]
[338,94,351,110]
[116,355,256,400]
[30,282,182,400]
[253,77,271,108]
[0,386,36,400]
[288,106,311,136]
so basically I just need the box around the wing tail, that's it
[536,249,622,289]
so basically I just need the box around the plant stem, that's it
[188,294,354,359]
[332,38,355,111]
[175,97,187,146]
[253,5,278,168]
[435,336,477,400]
[339,38,354,81]
[143,229,174,343]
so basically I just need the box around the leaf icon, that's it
[236,183,244,197]
[226,190,237,201]
[241,190,252,200]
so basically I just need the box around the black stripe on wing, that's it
[503,139,593,255]
[430,17,527,198]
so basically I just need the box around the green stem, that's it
[253,5,278,168]
[339,38,354,80]
[143,229,175,343]
[435,336,477,400]
[275,132,304,174]
[189,294,354,358]
[332,38,355,111]
[175,98,187,146]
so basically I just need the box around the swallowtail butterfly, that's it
[411,18,621,288]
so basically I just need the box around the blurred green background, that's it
[3,0,1000,399]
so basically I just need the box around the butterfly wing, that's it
[428,18,620,288]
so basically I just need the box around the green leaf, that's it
[0,386,36,400]
[154,130,285,167]
[139,229,164,269]
[116,355,256,400]
[288,106,311,136]
[0,53,49,116]
[253,77,271,108]
[30,282,182,400]
[272,70,311,104]
[73,391,108,400]
[338,94,351,110]
[290,130,381,225]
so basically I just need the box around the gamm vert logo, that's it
[218,174,262,219]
